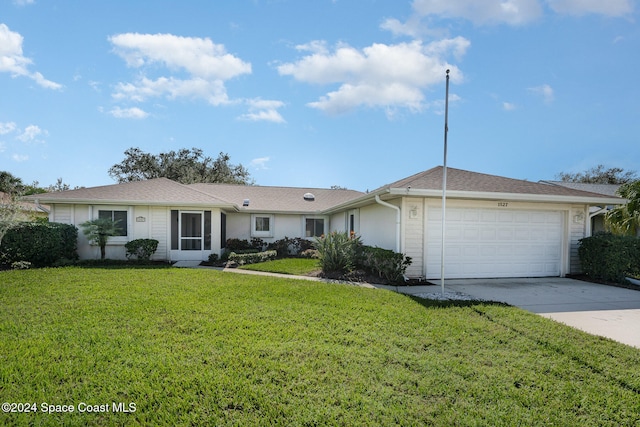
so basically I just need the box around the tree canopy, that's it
[108,147,253,185]
[555,165,637,185]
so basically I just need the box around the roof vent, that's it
[242,199,250,207]
[303,193,315,202]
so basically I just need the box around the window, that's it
[305,218,324,237]
[98,210,127,236]
[251,215,274,237]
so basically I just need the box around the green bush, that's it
[578,233,640,283]
[228,250,277,266]
[0,222,78,267]
[125,239,159,261]
[360,246,412,284]
[268,237,315,257]
[314,232,362,273]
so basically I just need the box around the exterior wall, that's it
[358,201,399,250]
[402,197,424,278]
[224,212,307,245]
[150,207,168,260]
[569,204,588,274]
[329,212,346,233]
[49,203,221,261]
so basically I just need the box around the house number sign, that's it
[497,202,509,207]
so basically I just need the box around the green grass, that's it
[1,267,639,426]
[239,257,320,276]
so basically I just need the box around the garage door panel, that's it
[427,207,564,279]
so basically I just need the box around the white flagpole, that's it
[441,69,450,296]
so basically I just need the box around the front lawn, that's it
[1,267,639,426]
[238,257,320,276]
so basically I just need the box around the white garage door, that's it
[426,207,564,279]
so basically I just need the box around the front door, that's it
[171,210,210,261]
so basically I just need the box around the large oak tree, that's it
[108,147,253,185]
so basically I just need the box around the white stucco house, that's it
[30,166,623,279]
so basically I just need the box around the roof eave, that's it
[388,188,625,205]
[31,197,236,208]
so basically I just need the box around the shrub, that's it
[125,239,159,261]
[360,246,412,284]
[578,233,640,283]
[11,260,32,270]
[225,238,265,252]
[314,232,362,273]
[0,222,78,267]
[228,250,277,266]
[301,249,319,259]
[268,237,315,257]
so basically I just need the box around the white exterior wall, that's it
[150,207,168,260]
[329,212,346,233]
[569,204,588,274]
[224,212,309,245]
[402,197,424,278]
[358,201,399,250]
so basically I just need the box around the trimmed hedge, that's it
[0,222,78,267]
[360,246,412,284]
[125,238,159,261]
[229,250,277,266]
[578,233,640,283]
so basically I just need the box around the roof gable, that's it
[377,166,619,199]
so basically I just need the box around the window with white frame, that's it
[251,214,274,237]
[98,209,128,236]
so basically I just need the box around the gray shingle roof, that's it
[189,183,364,213]
[539,181,622,197]
[376,166,619,199]
[28,178,230,206]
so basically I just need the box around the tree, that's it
[606,180,640,236]
[555,165,637,184]
[80,218,122,259]
[108,147,252,185]
[0,171,25,247]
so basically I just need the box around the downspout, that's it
[34,199,50,215]
[374,195,401,253]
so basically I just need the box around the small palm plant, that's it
[80,218,122,259]
[606,180,640,236]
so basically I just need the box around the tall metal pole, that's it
[441,69,450,296]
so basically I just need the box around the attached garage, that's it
[425,206,565,279]
[342,167,623,280]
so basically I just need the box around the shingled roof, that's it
[375,166,619,199]
[28,178,231,206]
[190,183,364,213]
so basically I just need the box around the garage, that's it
[426,206,565,279]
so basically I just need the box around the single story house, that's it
[30,166,623,279]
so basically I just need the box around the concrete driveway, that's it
[397,278,640,349]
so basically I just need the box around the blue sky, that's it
[1,0,638,191]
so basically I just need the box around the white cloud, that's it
[12,0,34,6]
[109,106,149,119]
[528,83,554,104]
[546,0,633,16]
[12,153,28,162]
[0,23,62,89]
[17,124,47,143]
[278,39,467,115]
[503,101,517,111]
[250,156,270,170]
[109,32,251,105]
[0,121,17,135]
[239,99,286,123]
[412,0,543,26]
[408,0,632,26]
